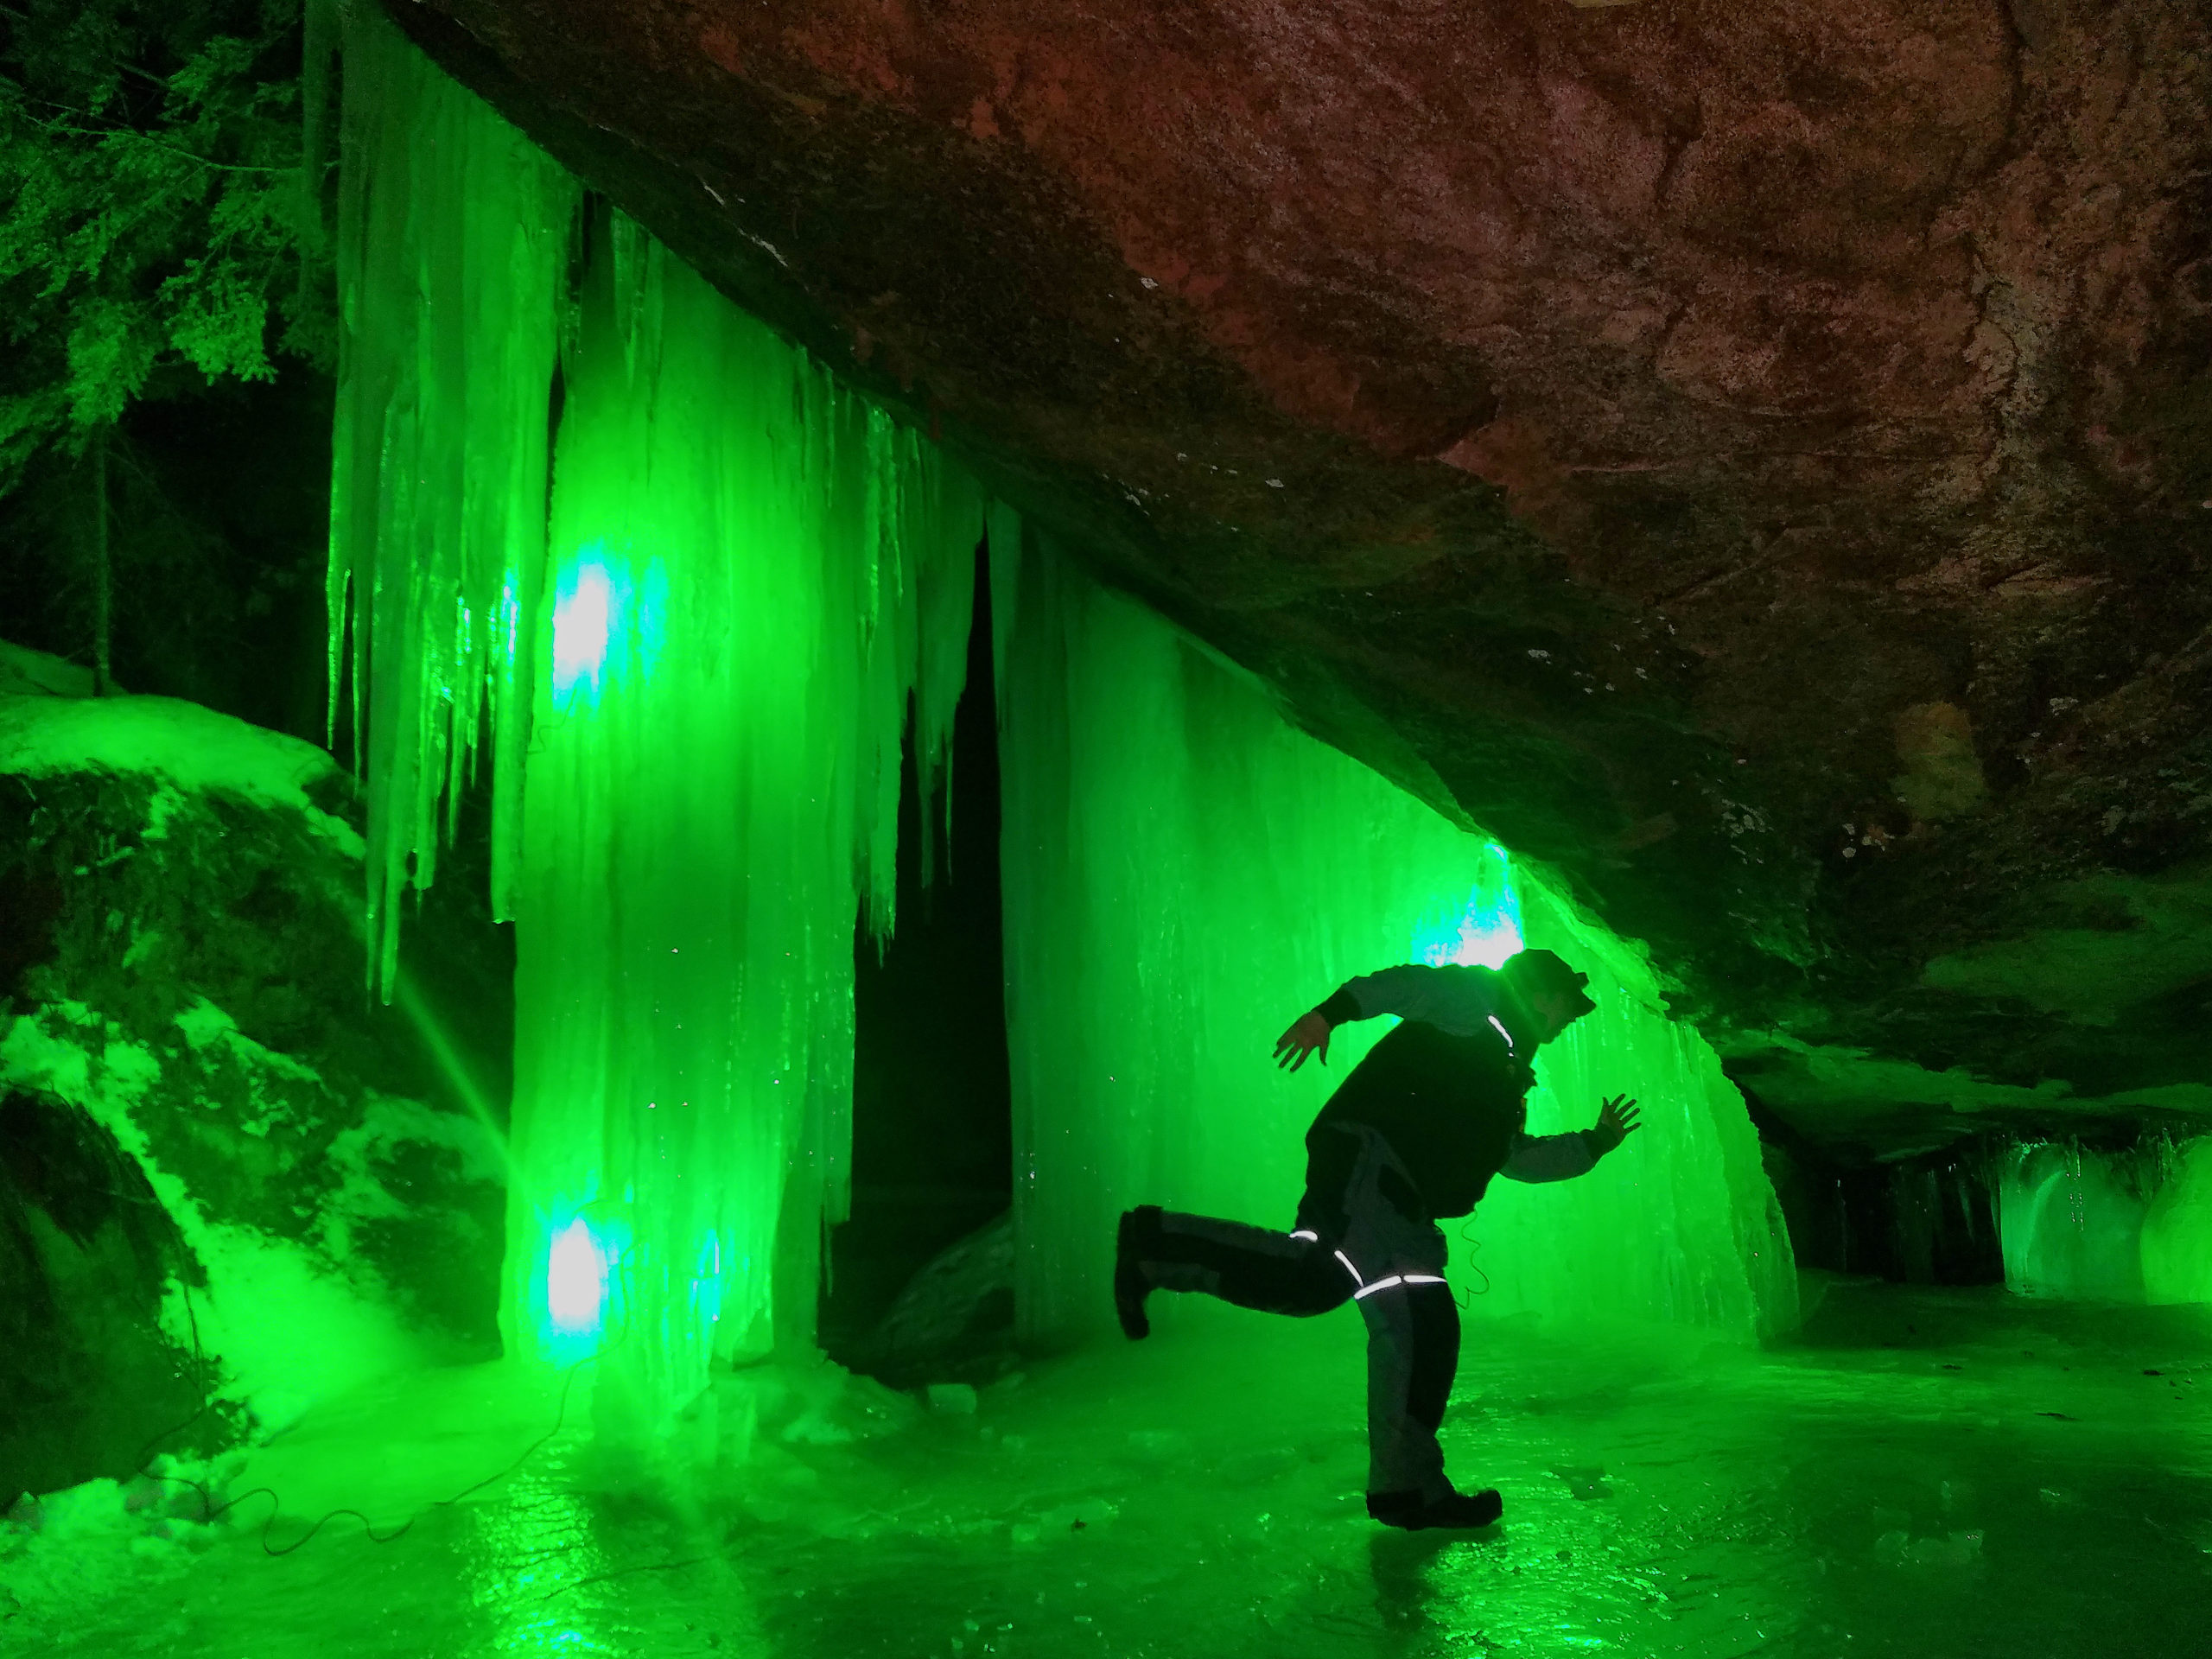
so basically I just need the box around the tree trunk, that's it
[92,429,111,697]
[299,0,337,303]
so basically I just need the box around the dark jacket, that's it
[1294,962,1593,1230]
[1304,1016,1535,1223]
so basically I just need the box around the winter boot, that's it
[1367,1487,1504,1530]
[1115,1206,1161,1340]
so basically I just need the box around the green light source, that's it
[545,1217,607,1339]
[548,543,669,712]
[549,551,616,703]
[1413,843,1523,968]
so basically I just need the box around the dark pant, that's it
[1131,1125,1463,1500]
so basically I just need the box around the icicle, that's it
[500,210,985,1438]
[2142,1136,2212,1304]
[906,436,988,889]
[335,25,988,1441]
[328,5,578,995]
[991,526,1796,1344]
[340,19,1790,1453]
[1994,1136,2212,1305]
[849,412,986,937]
[1999,1141,2153,1300]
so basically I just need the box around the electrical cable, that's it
[1452,1219,1491,1307]
[128,1237,640,1558]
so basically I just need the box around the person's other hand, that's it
[1274,1011,1332,1071]
[1589,1094,1642,1154]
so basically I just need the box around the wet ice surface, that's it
[11,1280,2212,1658]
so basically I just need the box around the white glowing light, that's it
[547,1217,607,1336]
[550,555,615,700]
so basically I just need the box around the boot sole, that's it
[1371,1487,1504,1530]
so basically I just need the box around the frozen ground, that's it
[6,1278,2209,1658]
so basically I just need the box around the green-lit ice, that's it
[9,1284,2211,1658]
[332,8,986,1444]
[328,14,1789,1451]
[21,18,2178,1659]
[991,533,1793,1345]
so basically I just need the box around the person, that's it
[1112,949,1640,1531]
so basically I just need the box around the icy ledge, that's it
[0,640,361,858]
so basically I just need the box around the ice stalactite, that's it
[2142,1137,2212,1302]
[1999,1142,2153,1300]
[327,6,579,995]
[1999,1138,2212,1303]
[338,16,1796,1452]
[508,214,983,1440]
[990,527,1796,1344]
[332,22,984,1444]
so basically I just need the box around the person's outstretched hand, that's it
[1588,1094,1642,1155]
[1274,1011,1332,1071]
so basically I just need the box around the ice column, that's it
[327,5,579,993]
[1998,1142,2152,1300]
[508,218,984,1436]
[2141,1137,2212,1303]
[992,526,1796,1344]
[1999,1137,2212,1304]
[330,20,986,1440]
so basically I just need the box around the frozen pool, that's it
[6,1278,2209,1658]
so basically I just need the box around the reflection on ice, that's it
[10,1281,2211,1657]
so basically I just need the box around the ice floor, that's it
[8,1278,2211,1659]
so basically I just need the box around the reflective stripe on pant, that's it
[1136,1211,1350,1314]
[1359,1277,1459,1500]
[1135,1124,1462,1501]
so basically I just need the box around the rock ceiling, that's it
[388,0,2212,1160]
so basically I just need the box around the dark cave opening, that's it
[821,542,1014,1380]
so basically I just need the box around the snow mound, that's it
[0,639,103,698]
[0,640,359,857]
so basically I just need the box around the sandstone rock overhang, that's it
[381,0,2212,1154]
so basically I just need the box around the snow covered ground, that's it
[0,643,510,1501]
[0,658,360,858]
[7,1279,2209,1658]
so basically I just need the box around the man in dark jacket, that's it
[1112,948,1639,1531]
